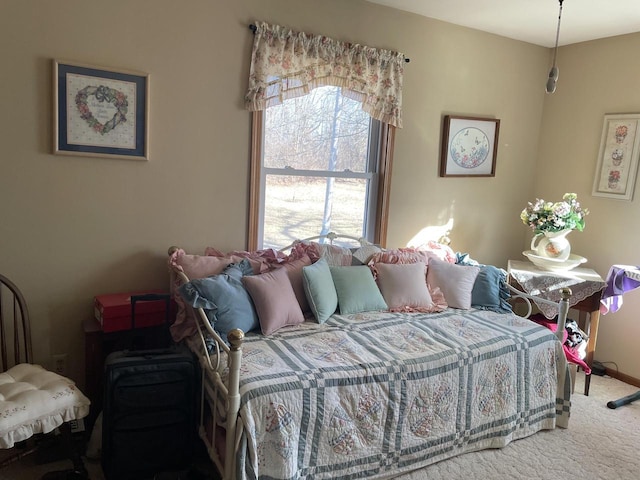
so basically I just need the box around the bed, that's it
[167,234,572,480]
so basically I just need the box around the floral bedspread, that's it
[227,309,571,479]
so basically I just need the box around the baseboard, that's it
[604,367,640,388]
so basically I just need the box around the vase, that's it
[531,229,572,261]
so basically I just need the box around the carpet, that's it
[1,374,638,480]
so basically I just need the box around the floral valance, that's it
[244,21,406,128]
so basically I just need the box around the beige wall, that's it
[1,0,635,386]
[536,33,640,380]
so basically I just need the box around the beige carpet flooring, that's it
[1,373,638,480]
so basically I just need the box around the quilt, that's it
[213,309,571,480]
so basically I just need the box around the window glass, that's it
[255,85,388,250]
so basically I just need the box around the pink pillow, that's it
[417,241,457,264]
[376,262,434,311]
[368,248,431,279]
[288,241,352,266]
[277,254,312,315]
[203,246,273,274]
[427,258,480,309]
[242,267,305,335]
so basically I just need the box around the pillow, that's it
[427,258,480,309]
[177,259,259,342]
[471,265,513,313]
[302,258,338,324]
[278,254,312,315]
[368,248,432,279]
[317,243,353,266]
[351,244,382,265]
[329,266,388,315]
[203,246,272,274]
[242,267,305,335]
[168,248,239,342]
[170,249,235,279]
[416,241,457,264]
[375,262,433,311]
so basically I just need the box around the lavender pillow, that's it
[242,266,305,335]
[376,262,433,310]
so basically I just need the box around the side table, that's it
[507,260,606,396]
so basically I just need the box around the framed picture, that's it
[440,115,500,177]
[53,60,149,160]
[592,113,640,201]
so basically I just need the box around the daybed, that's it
[167,234,572,480]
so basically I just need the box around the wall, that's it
[1,0,555,386]
[536,33,640,380]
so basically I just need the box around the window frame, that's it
[247,110,396,251]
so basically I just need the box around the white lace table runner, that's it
[508,260,606,319]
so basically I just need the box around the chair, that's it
[0,273,91,479]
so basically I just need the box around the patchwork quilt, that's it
[215,309,571,479]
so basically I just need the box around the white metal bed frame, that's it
[169,235,572,480]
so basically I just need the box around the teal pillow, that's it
[178,259,259,341]
[471,265,513,313]
[302,258,338,324]
[329,265,388,315]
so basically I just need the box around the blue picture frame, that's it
[54,60,149,160]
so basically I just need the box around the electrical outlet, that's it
[52,353,67,376]
[69,418,85,433]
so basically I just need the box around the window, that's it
[248,86,395,250]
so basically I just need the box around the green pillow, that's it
[302,258,338,324]
[330,265,388,315]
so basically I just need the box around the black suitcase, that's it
[102,345,198,479]
[101,293,199,480]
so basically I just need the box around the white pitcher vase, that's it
[531,229,572,261]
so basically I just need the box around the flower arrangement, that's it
[609,170,621,183]
[520,193,589,234]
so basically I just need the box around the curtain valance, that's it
[244,21,406,128]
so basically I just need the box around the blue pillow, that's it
[471,265,512,313]
[178,259,259,341]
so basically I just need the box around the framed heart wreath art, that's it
[54,60,149,160]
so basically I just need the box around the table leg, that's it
[581,309,601,396]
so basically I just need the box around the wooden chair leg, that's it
[39,423,88,480]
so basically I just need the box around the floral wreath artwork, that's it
[54,60,149,160]
[592,113,640,201]
[440,115,500,177]
[75,85,129,136]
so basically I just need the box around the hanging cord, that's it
[550,0,564,69]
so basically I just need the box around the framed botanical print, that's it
[440,115,500,177]
[592,113,640,201]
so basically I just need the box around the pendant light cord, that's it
[551,0,564,68]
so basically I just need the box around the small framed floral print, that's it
[53,60,149,160]
[592,113,640,201]
[439,115,500,177]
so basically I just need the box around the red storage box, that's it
[94,290,171,333]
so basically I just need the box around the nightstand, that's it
[507,260,606,396]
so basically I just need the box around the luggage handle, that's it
[130,293,171,330]
[118,347,177,358]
